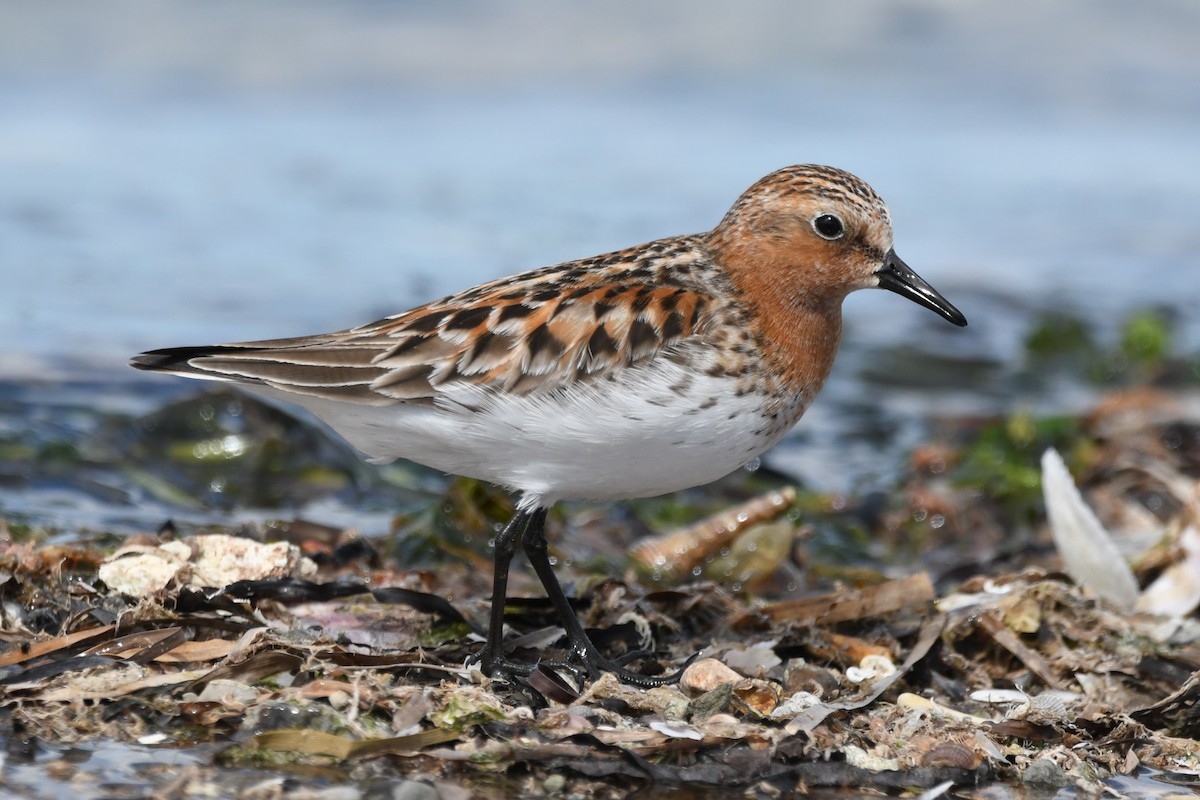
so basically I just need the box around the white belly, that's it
[252,357,809,508]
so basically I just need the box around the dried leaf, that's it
[0,655,122,691]
[81,627,184,663]
[0,625,115,668]
[252,728,460,760]
[759,572,935,625]
[156,639,240,664]
[975,611,1064,690]
[188,651,303,691]
[38,669,208,702]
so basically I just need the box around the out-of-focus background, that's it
[3,7,1199,794]
[2,1,1199,528]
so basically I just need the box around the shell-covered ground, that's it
[2,312,1200,799]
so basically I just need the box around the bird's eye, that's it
[812,214,845,240]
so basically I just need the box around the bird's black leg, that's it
[519,508,691,687]
[475,507,534,680]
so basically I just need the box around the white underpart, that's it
[244,356,803,510]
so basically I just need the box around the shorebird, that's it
[132,165,967,685]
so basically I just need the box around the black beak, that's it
[875,250,967,327]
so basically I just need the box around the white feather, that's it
[1041,448,1139,610]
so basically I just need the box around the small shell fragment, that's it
[98,534,317,597]
[845,654,896,684]
[680,658,744,696]
[732,678,781,717]
[898,692,988,723]
[970,689,1029,705]
[921,742,982,769]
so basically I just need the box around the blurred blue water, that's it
[1,0,1198,499]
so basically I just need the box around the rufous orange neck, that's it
[710,232,846,393]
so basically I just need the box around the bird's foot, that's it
[553,628,698,688]
[473,639,696,689]
[470,645,534,684]
[549,649,698,688]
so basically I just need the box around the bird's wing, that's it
[130,236,723,406]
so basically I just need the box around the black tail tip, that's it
[129,346,222,372]
[130,351,177,372]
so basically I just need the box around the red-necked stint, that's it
[132,165,968,686]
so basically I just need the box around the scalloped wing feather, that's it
[143,235,725,405]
